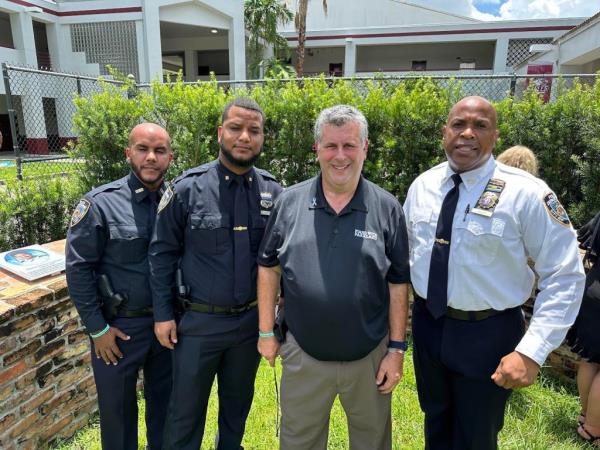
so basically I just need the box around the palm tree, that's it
[294,0,327,77]
[245,0,294,79]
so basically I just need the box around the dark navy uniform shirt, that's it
[66,173,166,334]
[149,160,282,322]
[258,175,410,361]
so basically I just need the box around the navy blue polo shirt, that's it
[258,174,410,361]
[149,160,282,322]
[66,173,165,333]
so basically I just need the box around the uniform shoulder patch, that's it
[543,192,570,227]
[157,186,174,214]
[70,198,91,227]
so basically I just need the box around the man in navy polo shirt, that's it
[257,105,411,450]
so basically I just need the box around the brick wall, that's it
[0,242,97,450]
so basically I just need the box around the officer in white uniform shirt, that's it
[404,96,585,450]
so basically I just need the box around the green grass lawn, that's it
[0,159,81,182]
[52,348,590,450]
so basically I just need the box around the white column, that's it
[228,15,246,80]
[135,20,149,82]
[344,38,356,77]
[142,0,163,82]
[493,37,510,74]
[10,11,47,153]
[10,12,37,66]
[184,49,198,82]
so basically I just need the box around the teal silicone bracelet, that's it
[90,324,110,339]
[259,331,275,338]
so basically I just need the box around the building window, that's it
[0,12,14,48]
[411,60,427,71]
[329,63,343,77]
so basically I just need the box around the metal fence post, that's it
[76,76,82,96]
[2,63,22,181]
[509,73,517,98]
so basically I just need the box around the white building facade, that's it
[278,0,583,77]
[0,0,245,152]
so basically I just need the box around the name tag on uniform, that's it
[472,178,505,217]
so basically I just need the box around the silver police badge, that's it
[157,186,174,214]
[70,198,91,227]
[260,192,273,216]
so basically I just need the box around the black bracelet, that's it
[388,340,408,351]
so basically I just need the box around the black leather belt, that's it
[117,307,153,318]
[414,295,504,322]
[181,299,258,315]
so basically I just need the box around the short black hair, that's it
[221,97,265,125]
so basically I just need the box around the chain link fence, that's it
[1,64,128,181]
[2,63,598,182]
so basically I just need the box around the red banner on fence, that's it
[526,63,554,102]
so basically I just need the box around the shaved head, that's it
[447,96,497,128]
[128,123,171,149]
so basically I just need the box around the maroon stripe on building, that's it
[25,138,49,155]
[7,0,142,16]
[286,25,575,42]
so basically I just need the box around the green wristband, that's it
[90,324,110,339]
[259,331,274,338]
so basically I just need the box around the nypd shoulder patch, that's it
[157,186,174,214]
[543,192,570,227]
[70,199,91,227]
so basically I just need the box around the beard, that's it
[220,142,261,168]
[130,160,166,189]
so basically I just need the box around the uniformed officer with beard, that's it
[149,98,282,450]
[66,123,174,450]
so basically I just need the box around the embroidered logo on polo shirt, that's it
[355,229,378,240]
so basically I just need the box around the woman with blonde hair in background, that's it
[496,145,538,176]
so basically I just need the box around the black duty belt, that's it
[116,307,153,318]
[181,299,258,315]
[414,295,504,322]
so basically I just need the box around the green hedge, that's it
[0,178,85,252]
[5,76,599,252]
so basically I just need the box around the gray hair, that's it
[313,105,368,143]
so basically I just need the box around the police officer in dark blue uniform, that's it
[66,123,174,450]
[149,98,282,450]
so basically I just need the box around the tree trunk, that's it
[295,0,308,77]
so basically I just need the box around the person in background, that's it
[496,145,538,176]
[567,211,600,447]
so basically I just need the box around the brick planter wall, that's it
[0,241,96,450]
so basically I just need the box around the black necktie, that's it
[426,173,462,319]
[233,176,251,303]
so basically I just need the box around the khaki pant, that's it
[279,332,391,450]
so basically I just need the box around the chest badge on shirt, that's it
[543,192,570,227]
[70,198,91,228]
[471,178,506,218]
[157,186,174,214]
[355,229,378,240]
[260,192,273,216]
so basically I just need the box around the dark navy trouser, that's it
[162,307,260,450]
[412,298,525,450]
[90,316,172,450]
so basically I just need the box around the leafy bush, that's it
[69,75,600,229]
[0,177,85,252]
